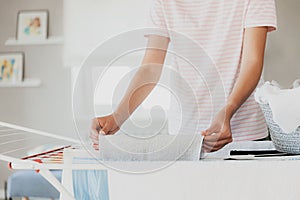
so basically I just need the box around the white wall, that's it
[0,0,75,191]
[64,0,151,67]
[264,0,300,87]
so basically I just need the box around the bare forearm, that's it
[114,35,169,123]
[226,27,268,118]
[115,63,163,122]
[226,60,264,118]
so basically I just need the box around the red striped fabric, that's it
[146,0,277,140]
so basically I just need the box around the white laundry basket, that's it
[260,103,300,154]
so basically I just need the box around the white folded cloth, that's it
[99,134,203,161]
[255,81,300,133]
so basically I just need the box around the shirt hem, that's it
[244,24,277,32]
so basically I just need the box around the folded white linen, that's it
[255,81,300,133]
[99,134,203,161]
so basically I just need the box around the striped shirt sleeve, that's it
[244,0,277,32]
[145,0,170,38]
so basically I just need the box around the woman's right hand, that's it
[89,114,122,150]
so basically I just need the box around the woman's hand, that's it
[89,114,122,150]
[202,27,269,152]
[201,108,233,152]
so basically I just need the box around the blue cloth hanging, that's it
[72,170,109,200]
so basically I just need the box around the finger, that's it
[203,134,220,143]
[89,133,98,141]
[100,121,110,135]
[204,132,228,142]
[203,143,216,153]
[90,137,99,145]
[204,140,223,149]
[202,144,210,152]
[204,134,227,147]
[204,138,232,152]
[204,136,230,147]
[107,127,120,135]
[97,118,105,129]
[201,126,217,136]
[203,143,222,153]
[89,136,99,146]
[90,136,99,144]
[89,128,99,137]
[211,142,228,152]
[203,135,230,146]
[91,118,101,131]
[89,127,100,140]
[93,143,99,151]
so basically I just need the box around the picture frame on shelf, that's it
[0,52,24,82]
[17,10,49,41]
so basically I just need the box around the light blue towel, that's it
[72,170,109,200]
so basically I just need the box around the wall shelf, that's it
[0,79,41,88]
[5,36,63,46]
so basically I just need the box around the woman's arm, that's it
[114,35,170,125]
[225,27,268,118]
[90,35,169,149]
[202,27,268,152]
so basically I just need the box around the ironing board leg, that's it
[39,169,75,200]
[61,167,74,200]
[61,150,75,200]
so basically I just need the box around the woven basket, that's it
[259,103,300,154]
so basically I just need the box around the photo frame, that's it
[17,10,49,41]
[0,52,24,82]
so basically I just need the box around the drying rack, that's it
[0,121,97,200]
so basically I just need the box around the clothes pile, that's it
[255,80,300,133]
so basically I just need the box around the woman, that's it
[90,0,277,152]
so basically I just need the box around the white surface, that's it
[99,134,203,161]
[0,78,41,87]
[0,189,4,199]
[64,148,300,200]
[203,141,275,160]
[5,36,63,46]
[64,145,300,200]
[107,160,300,200]
[63,0,151,67]
[263,0,300,87]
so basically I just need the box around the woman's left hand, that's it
[201,108,233,152]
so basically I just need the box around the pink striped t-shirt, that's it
[146,0,277,140]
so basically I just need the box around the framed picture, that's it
[0,52,24,82]
[17,10,49,41]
